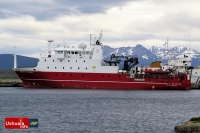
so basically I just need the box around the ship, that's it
[140,38,199,89]
[13,32,191,90]
[147,55,200,89]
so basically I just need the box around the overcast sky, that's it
[0,0,200,57]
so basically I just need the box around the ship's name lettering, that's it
[22,71,33,73]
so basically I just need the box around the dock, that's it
[0,79,24,87]
[0,69,24,87]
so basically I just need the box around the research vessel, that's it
[13,32,190,90]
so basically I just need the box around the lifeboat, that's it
[145,68,151,72]
[154,69,158,72]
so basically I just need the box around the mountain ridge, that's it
[0,44,200,70]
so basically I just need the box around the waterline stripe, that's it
[25,79,173,85]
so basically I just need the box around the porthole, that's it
[70,67,72,69]
[63,67,64,69]
[53,60,54,62]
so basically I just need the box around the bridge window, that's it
[75,51,78,54]
[71,51,74,54]
[57,51,63,54]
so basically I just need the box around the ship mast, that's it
[47,39,54,57]
[165,37,171,62]
[87,34,95,45]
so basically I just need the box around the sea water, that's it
[0,87,200,133]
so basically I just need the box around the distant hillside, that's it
[0,54,39,70]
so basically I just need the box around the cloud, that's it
[0,0,135,21]
[0,0,200,58]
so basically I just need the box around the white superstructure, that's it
[14,32,119,74]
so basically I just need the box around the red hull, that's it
[15,71,190,90]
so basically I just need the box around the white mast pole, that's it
[47,39,54,57]
[14,46,17,69]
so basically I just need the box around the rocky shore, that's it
[174,117,200,133]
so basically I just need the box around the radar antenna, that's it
[96,31,103,45]
[47,39,54,57]
[98,31,103,42]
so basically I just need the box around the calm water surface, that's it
[0,87,200,133]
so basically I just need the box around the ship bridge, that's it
[54,44,94,59]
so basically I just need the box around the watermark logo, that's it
[5,117,39,129]
[5,117,29,129]
[29,118,39,128]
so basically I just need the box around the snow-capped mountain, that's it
[103,44,200,67]
[103,44,159,66]
[150,45,200,59]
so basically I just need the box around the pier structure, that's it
[0,69,24,87]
